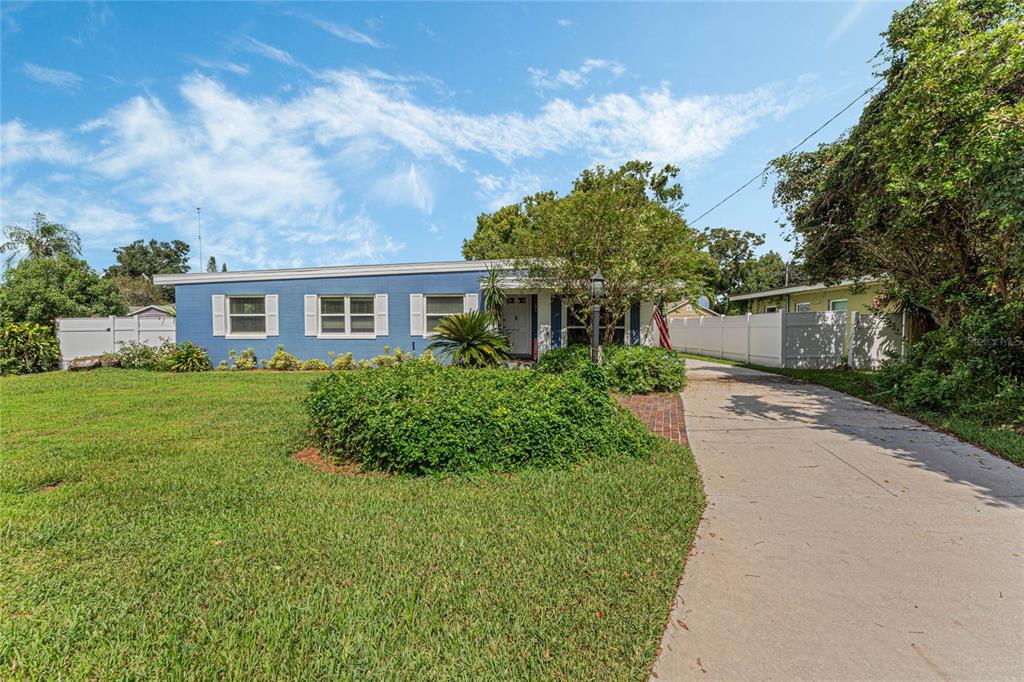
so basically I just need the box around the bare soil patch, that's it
[291,447,363,475]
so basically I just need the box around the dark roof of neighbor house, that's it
[728,277,879,302]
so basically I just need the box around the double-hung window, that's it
[828,299,848,312]
[228,296,266,335]
[319,295,375,336]
[424,295,464,334]
[795,302,812,312]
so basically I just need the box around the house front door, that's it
[503,296,532,357]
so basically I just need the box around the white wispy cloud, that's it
[828,1,868,44]
[527,58,625,91]
[302,14,385,48]
[372,164,434,214]
[1,120,80,166]
[190,58,251,76]
[2,69,806,268]
[22,63,82,91]
[557,18,573,28]
[241,36,303,69]
[475,171,543,210]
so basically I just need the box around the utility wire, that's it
[691,78,885,226]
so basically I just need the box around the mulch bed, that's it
[614,392,689,447]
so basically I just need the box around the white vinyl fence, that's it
[669,311,904,369]
[56,316,176,366]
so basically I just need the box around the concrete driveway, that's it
[652,360,1024,681]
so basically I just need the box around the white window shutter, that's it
[464,293,479,314]
[374,294,388,336]
[410,294,424,337]
[212,295,226,336]
[304,295,318,336]
[266,295,279,336]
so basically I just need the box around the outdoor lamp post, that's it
[589,271,606,364]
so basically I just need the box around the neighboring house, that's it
[128,304,175,318]
[729,278,887,314]
[153,260,658,364]
[665,299,719,320]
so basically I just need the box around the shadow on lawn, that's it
[691,362,1024,510]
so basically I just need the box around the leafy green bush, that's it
[875,303,1023,427]
[538,344,686,394]
[228,347,258,370]
[0,322,61,375]
[165,341,211,372]
[328,351,356,370]
[108,340,167,370]
[305,363,657,475]
[301,358,330,371]
[265,345,301,371]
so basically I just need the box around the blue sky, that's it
[1,1,903,272]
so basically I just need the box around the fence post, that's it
[778,308,787,368]
[698,316,704,357]
[134,314,141,343]
[745,312,751,364]
[848,311,858,367]
[719,314,725,359]
[900,309,907,358]
[109,315,116,350]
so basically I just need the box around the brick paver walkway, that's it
[614,392,688,446]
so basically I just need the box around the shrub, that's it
[165,341,211,372]
[538,344,686,394]
[329,351,356,370]
[301,358,330,371]
[426,311,511,367]
[0,322,61,375]
[228,347,258,370]
[305,363,657,475]
[265,345,301,371]
[109,340,164,370]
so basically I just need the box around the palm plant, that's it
[426,311,511,368]
[480,266,506,322]
[1,213,82,267]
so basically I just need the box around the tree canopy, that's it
[465,161,705,343]
[0,254,127,327]
[1,213,82,267]
[698,228,794,312]
[105,239,191,280]
[769,0,1023,328]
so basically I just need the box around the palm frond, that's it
[425,311,511,368]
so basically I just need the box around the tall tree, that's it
[1,213,82,267]
[769,0,1023,328]
[105,239,190,302]
[206,256,218,273]
[512,161,705,343]
[699,228,792,311]
[462,192,556,260]
[0,254,126,327]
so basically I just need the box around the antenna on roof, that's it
[196,207,202,269]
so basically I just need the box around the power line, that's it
[690,77,885,227]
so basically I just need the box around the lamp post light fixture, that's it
[589,271,606,364]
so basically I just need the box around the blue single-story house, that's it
[154,260,658,365]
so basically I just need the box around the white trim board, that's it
[154,259,506,285]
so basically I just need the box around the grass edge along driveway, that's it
[0,369,704,680]
[679,352,1023,467]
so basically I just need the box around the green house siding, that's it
[744,283,886,315]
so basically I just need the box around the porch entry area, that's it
[496,291,656,361]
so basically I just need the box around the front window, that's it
[828,299,848,312]
[228,296,266,335]
[320,296,375,335]
[425,295,464,333]
[764,305,779,313]
[795,302,812,312]
[566,304,625,345]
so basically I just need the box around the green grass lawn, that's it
[0,370,704,680]
[680,352,1023,466]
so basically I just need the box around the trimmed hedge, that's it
[305,363,657,474]
[538,344,687,394]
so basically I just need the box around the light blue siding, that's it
[175,270,487,364]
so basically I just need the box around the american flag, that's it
[653,307,672,350]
